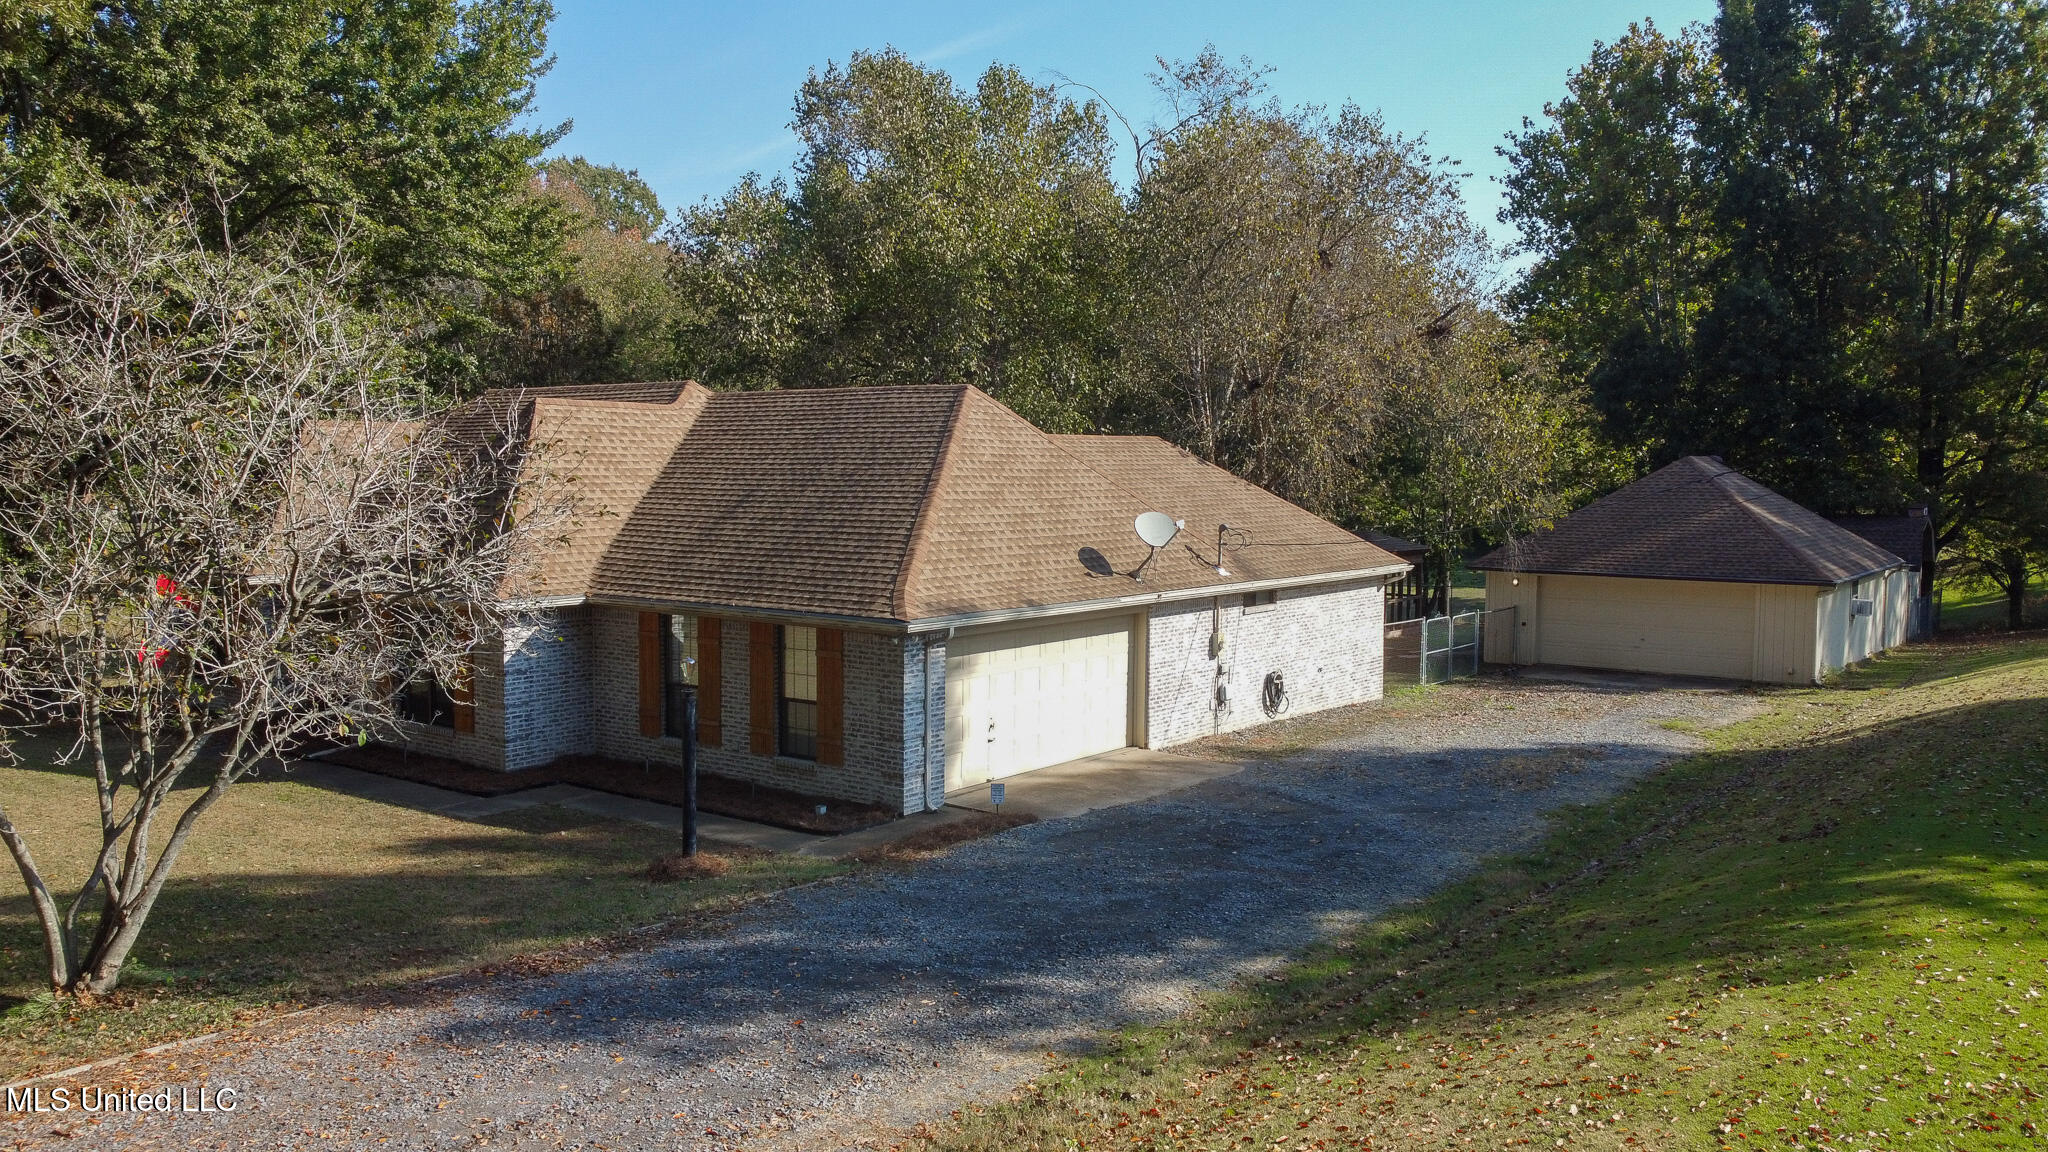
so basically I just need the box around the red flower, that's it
[154,575,177,597]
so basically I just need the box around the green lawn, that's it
[1452,563,1487,613]
[0,742,846,1080]
[1940,575,2047,634]
[921,636,2048,1152]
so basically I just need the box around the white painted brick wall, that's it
[388,610,594,772]
[1145,580,1385,748]
[502,608,594,770]
[899,634,946,812]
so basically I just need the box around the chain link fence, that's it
[1385,606,1516,687]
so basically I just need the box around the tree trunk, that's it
[0,811,73,991]
[2006,552,2029,632]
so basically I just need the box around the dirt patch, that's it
[321,745,895,833]
[850,811,1040,864]
[1466,746,1608,790]
[647,850,737,882]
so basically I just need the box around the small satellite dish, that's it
[1135,512,1181,548]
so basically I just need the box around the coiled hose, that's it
[1261,670,1288,716]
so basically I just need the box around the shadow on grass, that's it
[0,811,835,1003]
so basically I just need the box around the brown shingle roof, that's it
[424,382,706,600]
[1827,512,1932,570]
[512,384,710,599]
[1360,530,1426,559]
[1045,431,1404,593]
[475,383,1404,622]
[1472,456,1905,586]
[593,385,964,617]
[886,398,1406,620]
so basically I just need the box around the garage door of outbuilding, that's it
[1538,574,1757,680]
[944,615,1131,790]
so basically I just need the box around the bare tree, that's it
[0,197,569,995]
[1120,49,1488,514]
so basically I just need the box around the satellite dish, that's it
[1135,511,1181,548]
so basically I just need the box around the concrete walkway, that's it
[943,746,1243,820]
[286,758,821,854]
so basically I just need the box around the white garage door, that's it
[1540,575,1756,680]
[944,615,1130,790]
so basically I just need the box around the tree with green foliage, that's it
[1120,50,1479,505]
[672,49,1127,429]
[482,157,688,387]
[1941,437,2048,629]
[2,0,566,390]
[1504,1,2048,587]
[1356,315,1624,608]
[1120,50,1602,581]
[674,46,1605,573]
[539,156,666,237]
[1499,22,1721,467]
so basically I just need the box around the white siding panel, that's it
[1484,571,1541,664]
[1815,583,1850,676]
[1752,584,1820,684]
[1537,575,1757,680]
[1881,568,1913,650]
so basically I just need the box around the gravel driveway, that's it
[2,673,1765,1151]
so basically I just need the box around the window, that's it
[778,625,819,760]
[1242,589,1279,613]
[662,614,698,739]
[397,673,454,728]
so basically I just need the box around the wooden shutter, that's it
[637,612,662,738]
[697,616,723,747]
[817,627,845,766]
[449,657,476,734]
[748,622,776,755]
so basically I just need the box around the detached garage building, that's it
[386,381,1410,813]
[1475,456,1912,684]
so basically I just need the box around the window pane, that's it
[666,614,697,687]
[777,626,819,760]
[783,700,818,760]
[781,625,816,703]
[397,674,453,728]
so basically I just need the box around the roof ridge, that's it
[1057,431,1371,545]
[1034,421,1177,515]
[894,390,1172,617]
[1701,463,1840,583]
[888,387,973,619]
[530,379,706,412]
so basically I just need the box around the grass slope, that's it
[920,637,2048,1152]
[0,754,844,1080]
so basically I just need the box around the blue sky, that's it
[534,1,1718,252]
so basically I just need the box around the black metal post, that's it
[681,687,699,857]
